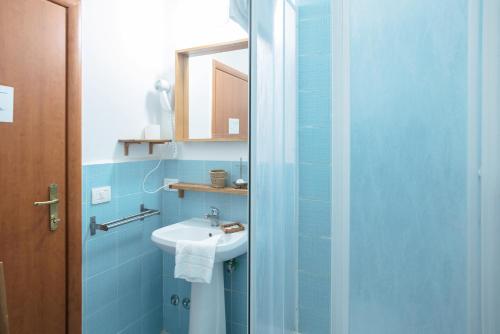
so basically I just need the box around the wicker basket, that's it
[209,169,227,188]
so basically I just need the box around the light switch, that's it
[0,85,14,123]
[228,118,240,135]
[91,186,112,205]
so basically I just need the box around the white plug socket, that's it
[164,178,179,191]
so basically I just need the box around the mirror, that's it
[175,40,249,142]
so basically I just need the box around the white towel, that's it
[174,235,222,284]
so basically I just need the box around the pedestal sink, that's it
[151,218,247,334]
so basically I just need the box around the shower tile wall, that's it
[297,0,332,333]
[82,161,164,334]
[161,160,249,334]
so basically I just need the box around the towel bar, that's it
[89,204,160,236]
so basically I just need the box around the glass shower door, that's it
[249,0,298,333]
[337,0,500,333]
[349,0,469,331]
[249,0,498,332]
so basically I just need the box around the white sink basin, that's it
[151,217,247,262]
[152,217,248,334]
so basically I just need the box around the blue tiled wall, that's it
[161,160,248,334]
[297,0,332,333]
[83,159,248,334]
[82,161,164,334]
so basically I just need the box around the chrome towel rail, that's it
[89,204,160,236]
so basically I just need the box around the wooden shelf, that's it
[118,139,171,156]
[169,182,248,198]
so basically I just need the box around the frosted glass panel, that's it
[249,0,298,333]
[349,0,470,333]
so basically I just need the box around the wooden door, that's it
[0,0,81,333]
[212,60,249,140]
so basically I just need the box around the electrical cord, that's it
[142,81,177,194]
[142,159,167,194]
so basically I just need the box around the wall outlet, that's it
[228,118,240,135]
[164,178,179,191]
[91,186,111,204]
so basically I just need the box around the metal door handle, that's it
[32,184,60,231]
[33,198,59,206]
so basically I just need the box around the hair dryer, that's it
[142,79,177,194]
[155,79,173,112]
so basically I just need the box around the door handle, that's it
[33,184,60,231]
[33,199,59,206]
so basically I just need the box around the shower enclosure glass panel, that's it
[342,0,500,333]
[249,0,498,333]
[249,0,298,333]
[349,1,470,333]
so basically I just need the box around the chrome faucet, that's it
[204,206,220,227]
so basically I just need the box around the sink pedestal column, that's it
[189,262,226,334]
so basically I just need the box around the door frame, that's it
[47,1,82,333]
[480,0,500,332]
